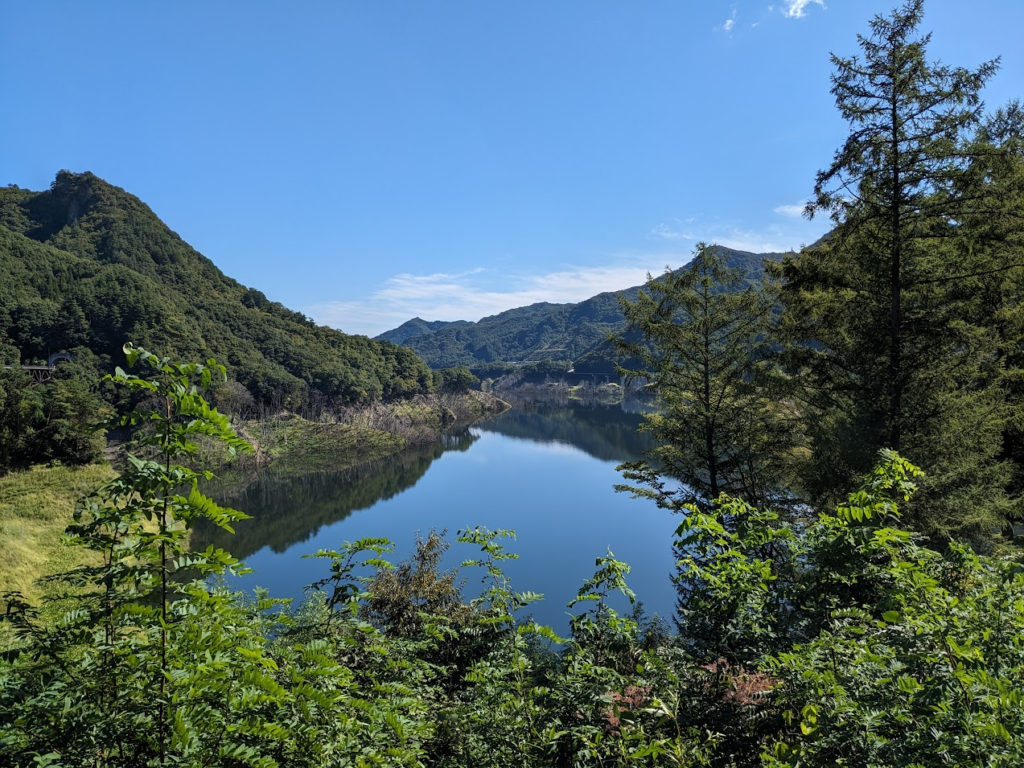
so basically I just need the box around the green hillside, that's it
[0,171,433,406]
[376,246,786,370]
[382,317,472,346]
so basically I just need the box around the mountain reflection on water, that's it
[195,398,676,629]
[194,430,478,562]
[476,400,652,463]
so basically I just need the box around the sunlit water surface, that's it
[199,401,679,631]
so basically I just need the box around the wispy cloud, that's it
[713,229,796,254]
[717,6,738,32]
[313,207,830,337]
[651,221,694,241]
[773,201,808,218]
[309,258,687,337]
[782,0,825,19]
[653,213,806,254]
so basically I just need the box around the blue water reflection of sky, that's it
[235,427,679,632]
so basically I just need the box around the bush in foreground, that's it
[2,348,1023,767]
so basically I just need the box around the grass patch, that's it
[0,463,116,603]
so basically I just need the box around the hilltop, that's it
[0,171,433,406]
[376,246,786,371]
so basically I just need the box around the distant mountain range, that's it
[0,171,433,405]
[1,171,790,395]
[376,246,786,371]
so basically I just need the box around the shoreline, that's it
[0,390,509,618]
[225,389,510,473]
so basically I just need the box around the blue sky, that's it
[2,1,1022,337]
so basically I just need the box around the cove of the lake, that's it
[198,399,680,632]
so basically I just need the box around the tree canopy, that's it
[614,243,797,514]
[770,0,1024,540]
[0,171,434,410]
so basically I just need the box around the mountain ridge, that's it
[0,171,434,406]
[376,246,787,370]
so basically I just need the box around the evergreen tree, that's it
[615,243,796,514]
[965,103,1024,499]
[772,0,1022,541]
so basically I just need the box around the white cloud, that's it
[782,0,824,18]
[309,258,686,337]
[717,6,738,32]
[773,201,808,218]
[311,209,831,337]
[653,213,809,254]
[713,230,795,254]
[651,222,694,241]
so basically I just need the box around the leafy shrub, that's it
[3,350,1023,767]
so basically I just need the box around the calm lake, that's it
[200,399,680,631]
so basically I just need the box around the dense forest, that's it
[0,171,434,407]
[3,2,1024,766]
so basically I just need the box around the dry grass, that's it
[0,463,116,602]
[232,415,406,473]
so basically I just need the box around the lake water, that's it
[199,400,680,632]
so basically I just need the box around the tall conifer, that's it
[773,0,1023,541]
[615,244,796,514]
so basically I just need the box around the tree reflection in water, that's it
[192,430,478,561]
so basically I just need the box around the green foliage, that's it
[0,360,104,475]
[0,345,256,762]
[0,348,443,766]
[0,171,434,410]
[762,468,1024,766]
[432,366,479,393]
[615,243,797,514]
[613,243,801,638]
[3,349,1024,766]
[363,530,470,637]
[471,359,573,382]
[306,536,396,626]
[770,0,1023,541]
[666,451,1024,767]
[673,497,795,666]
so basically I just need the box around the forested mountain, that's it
[376,246,785,370]
[0,171,433,406]
[383,317,471,346]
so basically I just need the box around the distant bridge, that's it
[3,353,74,385]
